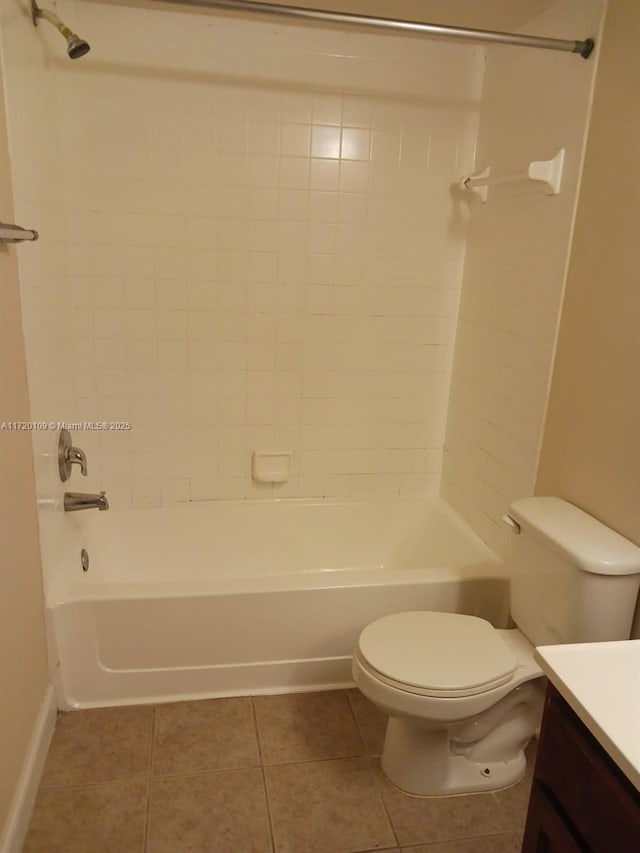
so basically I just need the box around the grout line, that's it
[398,830,523,848]
[366,756,401,850]
[142,706,157,852]
[39,774,151,792]
[251,696,277,852]
[261,749,367,769]
[261,763,278,853]
[148,761,262,782]
[251,695,267,766]
[141,778,151,853]
[345,687,369,754]
[141,750,376,785]
[148,704,157,776]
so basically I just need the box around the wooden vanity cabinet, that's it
[522,683,640,852]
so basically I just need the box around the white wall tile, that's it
[441,0,606,555]
[7,0,488,507]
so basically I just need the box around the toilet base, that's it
[381,716,528,796]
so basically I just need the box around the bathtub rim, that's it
[49,561,509,606]
[47,495,505,606]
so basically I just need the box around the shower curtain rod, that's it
[152,0,595,58]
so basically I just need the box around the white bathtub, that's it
[47,498,509,709]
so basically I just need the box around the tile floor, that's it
[25,689,532,852]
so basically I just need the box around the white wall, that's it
[441,0,606,556]
[536,0,640,548]
[4,0,484,508]
[0,25,51,847]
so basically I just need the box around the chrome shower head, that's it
[31,1,91,60]
[66,33,91,60]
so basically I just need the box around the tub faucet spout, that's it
[64,491,109,512]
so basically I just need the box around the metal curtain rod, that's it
[152,0,595,58]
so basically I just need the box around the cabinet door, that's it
[523,782,586,853]
[535,689,640,851]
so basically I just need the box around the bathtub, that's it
[47,498,509,709]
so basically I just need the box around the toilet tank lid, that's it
[509,497,640,576]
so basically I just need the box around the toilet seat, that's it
[356,611,517,698]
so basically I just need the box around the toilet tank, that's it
[506,497,640,646]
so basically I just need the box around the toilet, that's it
[352,497,640,796]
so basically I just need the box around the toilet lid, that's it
[357,611,517,698]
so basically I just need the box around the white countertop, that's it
[535,640,640,791]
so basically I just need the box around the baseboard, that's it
[0,684,56,853]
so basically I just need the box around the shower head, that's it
[31,1,91,60]
[65,33,91,60]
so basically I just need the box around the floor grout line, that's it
[39,774,151,791]
[251,694,266,766]
[37,752,390,792]
[261,763,278,853]
[393,837,505,851]
[142,706,157,852]
[366,756,401,850]
[251,696,278,853]
[141,778,151,853]
[148,703,157,776]
[345,688,368,754]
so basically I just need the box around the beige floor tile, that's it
[254,690,365,765]
[146,768,272,853]
[372,760,512,847]
[265,757,396,853]
[400,832,521,852]
[347,688,388,755]
[40,706,153,787]
[491,770,534,828]
[152,697,260,775]
[492,739,537,828]
[23,779,147,853]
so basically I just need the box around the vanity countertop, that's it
[535,640,640,791]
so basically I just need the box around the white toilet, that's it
[353,497,640,796]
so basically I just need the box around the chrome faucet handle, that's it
[58,428,88,481]
[66,445,88,476]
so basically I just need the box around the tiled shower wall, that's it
[441,0,606,555]
[0,0,81,588]
[18,0,483,505]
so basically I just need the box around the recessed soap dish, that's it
[252,449,293,484]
